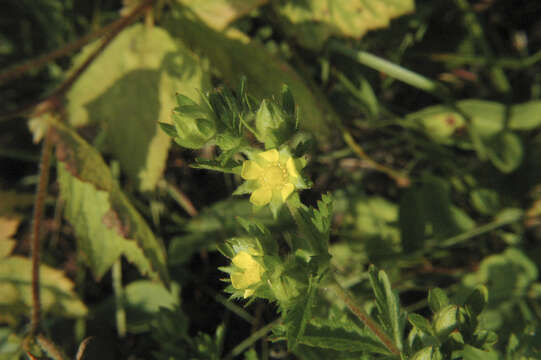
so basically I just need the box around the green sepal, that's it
[232,180,259,195]
[428,287,450,314]
[408,314,434,337]
[433,305,458,340]
[191,158,241,174]
[464,285,488,317]
[159,122,177,137]
[255,99,297,149]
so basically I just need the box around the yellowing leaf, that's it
[67,24,209,191]
[53,122,169,286]
[178,0,268,30]
[0,256,87,320]
[274,0,415,49]
[165,7,338,140]
[0,217,19,258]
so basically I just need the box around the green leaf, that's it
[0,327,23,359]
[284,276,318,351]
[462,345,500,360]
[191,158,241,174]
[486,131,523,173]
[52,122,169,286]
[158,122,178,137]
[67,24,209,191]
[462,248,537,306]
[470,188,500,215]
[352,195,401,263]
[509,100,541,130]
[168,199,277,264]
[432,305,458,340]
[164,6,337,140]
[123,281,180,333]
[464,285,488,317]
[273,0,415,50]
[290,194,333,257]
[410,346,443,360]
[400,176,475,252]
[368,266,403,351]
[243,348,258,360]
[178,0,268,30]
[300,333,389,355]
[428,288,449,314]
[399,188,427,252]
[0,256,87,321]
[408,314,434,336]
[171,110,216,149]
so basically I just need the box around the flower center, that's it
[261,163,287,188]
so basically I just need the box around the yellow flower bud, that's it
[230,251,265,298]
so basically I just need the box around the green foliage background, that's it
[1,0,541,359]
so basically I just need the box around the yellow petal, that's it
[286,158,299,178]
[243,289,255,298]
[258,149,279,163]
[250,187,272,206]
[231,251,263,291]
[280,183,295,201]
[230,272,246,289]
[241,160,262,180]
[232,251,255,268]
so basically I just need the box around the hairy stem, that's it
[224,320,280,360]
[30,127,54,335]
[36,334,67,360]
[328,277,401,356]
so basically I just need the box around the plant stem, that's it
[0,0,156,85]
[160,179,199,217]
[342,131,410,187]
[454,0,510,94]
[428,49,541,69]
[75,337,94,360]
[36,334,67,360]
[224,320,280,360]
[30,127,54,335]
[112,259,127,338]
[329,41,448,98]
[328,276,401,356]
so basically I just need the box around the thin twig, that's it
[36,334,67,360]
[224,320,280,360]
[0,0,156,85]
[161,179,199,217]
[328,277,401,356]
[30,127,54,335]
[75,337,94,360]
[343,131,410,187]
[0,0,156,122]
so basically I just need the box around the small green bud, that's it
[410,346,443,360]
[433,305,458,340]
[255,100,296,149]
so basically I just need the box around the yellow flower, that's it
[240,149,300,207]
[230,251,265,298]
